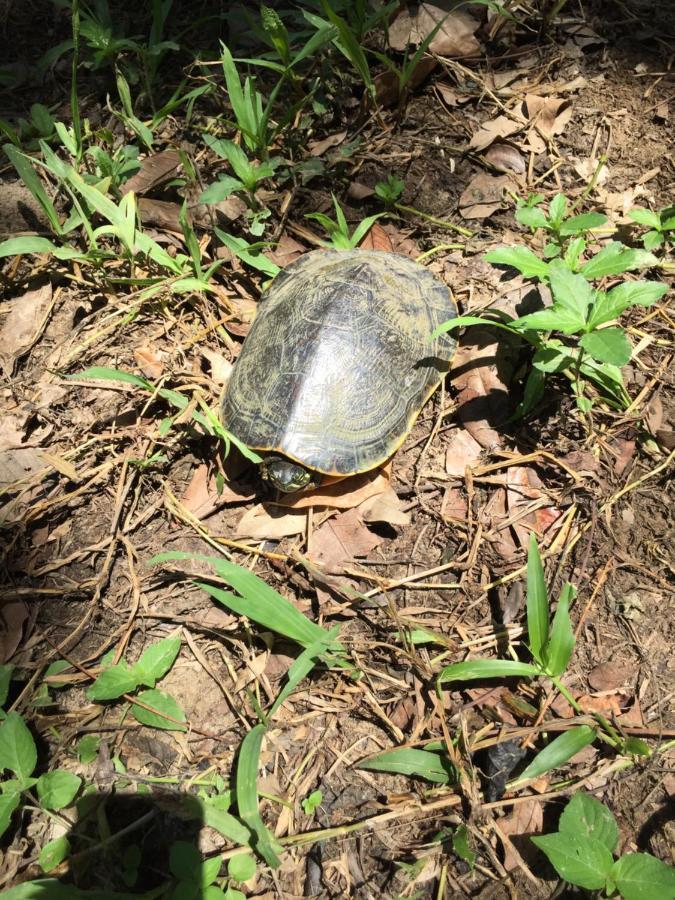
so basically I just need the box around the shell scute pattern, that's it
[220,249,457,476]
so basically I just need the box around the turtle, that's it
[220,248,457,492]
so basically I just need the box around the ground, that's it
[0,1,673,898]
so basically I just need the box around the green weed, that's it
[628,204,675,251]
[306,193,385,249]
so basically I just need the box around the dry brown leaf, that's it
[347,182,375,201]
[308,130,347,156]
[0,282,53,376]
[469,115,522,152]
[359,222,394,253]
[224,296,257,338]
[499,799,543,871]
[201,347,232,385]
[374,57,437,107]
[484,142,526,174]
[611,438,635,475]
[308,507,382,574]
[451,335,509,450]
[523,95,573,152]
[617,696,644,727]
[577,692,628,717]
[121,150,181,195]
[481,486,518,562]
[265,233,306,268]
[441,485,467,521]
[388,3,481,58]
[0,601,29,664]
[0,180,50,236]
[358,486,410,526]
[459,173,511,219]
[181,464,253,518]
[138,197,183,232]
[134,345,164,379]
[274,465,390,511]
[377,222,420,258]
[40,451,79,482]
[506,466,562,549]
[235,503,307,540]
[588,661,630,692]
[445,428,484,476]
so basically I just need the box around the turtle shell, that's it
[220,249,457,476]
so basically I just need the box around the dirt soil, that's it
[0,1,673,897]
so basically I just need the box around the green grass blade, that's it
[236,725,283,867]
[544,583,576,677]
[358,747,455,784]
[526,533,549,665]
[437,659,539,686]
[511,725,596,786]
[3,144,63,235]
[268,626,341,718]
[66,366,153,390]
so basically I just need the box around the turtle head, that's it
[262,456,319,493]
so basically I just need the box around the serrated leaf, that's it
[544,583,575,676]
[0,791,20,839]
[39,835,70,872]
[0,711,37,785]
[643,230,664,250]
[627,208,661,230]
[549,263,596,325]
[580,328,631,366]
[438,659,539,685]
[87,661,140,701]
[531,832,613,890]
[484,246,550,280]
[581,242,659,278]
[512,307,583,334]
[605,280,668,310]
[132,689,187,731]
[357,748,455,784]
[516,206,550,230]
[612,852,675,900]
[559,792,618,853]
[559,212,607,236]
[36,770,81,810]
[514,726,596,785]
[133,636,181,688]
[526,533,549,664]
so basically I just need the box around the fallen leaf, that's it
[358,486,410,526]
[441,485,467,521]
[374,57,437,106]
[39,451,79,482]
[436,83,459,107]
[588,661,630,692]
[0,448,47,486]
[577,692,627,717]
[224,295,257,338]
[308,130,347,156]
[522,94,573,153]
[451,332,511,450]
[347,182,375,201]
[265,233,307,268]
[445,429,483,475]
[138,197,183,232]
[134,345,165,379]
[121,150,181,195]
[481,486,518,562]
[469,115,522,152]
[274,465,391,511]
[235,503,308,540]
[459,173,511,219]
[505,466,561,549]
[0,601,29,663]
[388,2,481,58]
[201,347,232,385]
[181,464,253,518]
[611,438,635,476]
[617,697,644,727]
[499,799,543,871]
[359,222,395,252]
[570,155,609,185]
[484,143,526,174]
[0,282,53,376]
[308,507,382,573]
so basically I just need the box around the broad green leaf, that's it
[133,636,181,687]
[531,832,613,890]
[544,583,576,676]
[0,790,20,838]
[39,835,70,872]
[548,263,595,329]
[612,852,675,900]
[77,734,100,764]
[452,824,476,870]
[203,135,252,181]
[564,236,586,270]
[199,176,245,204]
[602,279,668,310]
[87,661,140,701]
[214,228,280,277]
[581,242,659,278]
[350,212,386,247]
[67,367,153,390]
[228,853,256,883]
[559,792,618,853]
[237,725,283,867]
[170,840,201,882]
[622,737,650,757]
[548,194,567,226]
[580,328,631,366]
[484,246,550,280]
[526,533,548,664]
[222,888,246,900]
[0,879,139,899]
[438,659,539,686]
[183,795,252,845]
[431,314,519,341]
[132,689,187,731]
[559,212,607,236]
[627,208,661,230]
[201,854,223,887]
[515,368,546,417]
[36,770,81,810]
[516,206,549,230]
[358,747,455,784]
[514,726,596,785]
[512,307,584,335]
[150,552,338,651]
[643,230,664,250]
[531,345,574,373]
[0,236,84,259]
[0,711,37,785]
[0,664,13,707]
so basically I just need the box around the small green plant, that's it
[301,789,323,815]
[531,792,675,899]
[219,43,283,158]
[0,102,56,148]
[433,193,668,414]
[306,194,385,249]
[375,173,405,206]
[628,205,675,251]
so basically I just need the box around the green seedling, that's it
[303,3,377,103]
[375,173,405,205]
[515,192,608,258]
[301,789,323,815]
[434,194,667,415]
[0,102,56,148]
[169,841,224,897]
[220,42,283,158]
[628,204,675,251]
[532,792,675,899]
[306,194,385,249]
